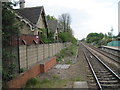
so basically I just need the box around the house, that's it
[14,0,48,45]
[47,19,59,40]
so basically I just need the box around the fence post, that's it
[48,44,50,58]
[37,45,38,63]
[43,44,45,60]
[17,34,20,73]
[52,43,53,56]
[26,45,28,69]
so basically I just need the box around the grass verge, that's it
[56,43,77,63]
[24,76,82,88]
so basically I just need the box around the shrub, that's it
[26,78,40,86]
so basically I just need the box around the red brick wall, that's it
[19,34,40,45]
[7,57,56,88]
[40,57,56,73]
[10,35,40,46]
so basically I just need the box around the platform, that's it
[100,46,120,57]
[101,46,120,51]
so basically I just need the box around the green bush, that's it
[19,68,24,73]
[56,44,77,62]
[2,64,16,81]
[26,78,40,86]
[58,32,77,44]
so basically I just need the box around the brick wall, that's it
[40,57,56,73]
[7,57,56,88]
[7,64,41,88]
[19,35,40,45]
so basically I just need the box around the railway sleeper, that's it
[95,70,109,73]
[101,84,120,88]
[98,77,117,80]
[100,80,119,84]
[89,77,94,80]
[95,72,112,75]
[89,80,95,83]
[97,75,114,78]
[89,83,97,86]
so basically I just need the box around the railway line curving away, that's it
[80,42,120,89]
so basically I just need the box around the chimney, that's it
[19,0,25,9]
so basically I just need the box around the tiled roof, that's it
[15,6,43,25]
[47,19,58,32]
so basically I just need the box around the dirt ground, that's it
[38,44,91,88]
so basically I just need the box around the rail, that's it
[81,42,120,89]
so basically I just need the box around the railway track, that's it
[87,44,120,63]
[81,43,120,90]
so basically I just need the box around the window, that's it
[22,40,26,45]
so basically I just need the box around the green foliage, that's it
[52,75,60,80]
[2,3,23,81]
[39,28,56,43]
[85,27,118,46]
[24,76,83,88]
[47,32,55,43]
[81,38,86,42]
[65,60,73,64]
[46,15,57,20]
[70,77,81,81]
[25,76,68,88]
[2,4,21,43]
[2,49,16,60]
[58,31,77,44]
[26,78,40,86]
[2,64,16,81]
[39,28,49,43]
[56,44,77,62]
[86,32,106,46]
[86,33,104,44]
[19,68,24,73]
[85,32,117,47]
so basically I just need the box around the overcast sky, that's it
[14,0,119,40]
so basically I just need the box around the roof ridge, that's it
[15,6,44,26]
[15,6,43,10]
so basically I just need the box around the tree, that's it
[46,15,56,21]
[2,2,23,81]
[58,29,77,44]
[58,13,71,32]
[86,32,104,46]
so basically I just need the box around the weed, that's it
[65,60,73,64]
[19,68,24,73]
[26,77,40,86]
[56,44,77,63]
[70,77,81,81]
[52,75,60,80]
